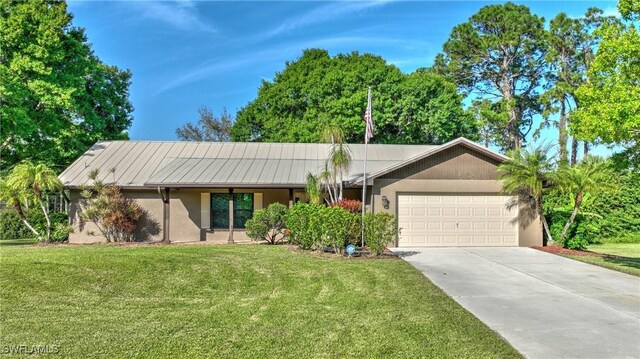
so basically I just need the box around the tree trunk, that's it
[559,192,582,244]
[325,182,335,203]
[13,203,42,242]
[571,137,578,165]
[537,198,553,245]
[558,101,568,165]
[583,142,589,160]
[338,169,344,201]
[38,200,52,242]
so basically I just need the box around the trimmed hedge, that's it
[0,209,69,242]
[285,202,395,255]
[363,212,398,255]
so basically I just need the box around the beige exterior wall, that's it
[68,189,164,244]
[370,145,542,247]
[68,188,300,244]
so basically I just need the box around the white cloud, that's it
[130,0,216,34]
[153,33,437,95]
[263,0,393,39]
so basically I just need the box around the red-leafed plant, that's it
[80,170,145,242]
[330,199,362,214]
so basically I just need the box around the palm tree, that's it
[321,123,352,201]
[7,162,62,242]
[0,179,43,241]
[319,162,336,204]
[553,157,615,244]
[328,142,352,200]
[499,146,555,245]
[305,172,322,204]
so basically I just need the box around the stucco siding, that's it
[371,146,542,247]
[68,188,299,244]
[68,190,164,244]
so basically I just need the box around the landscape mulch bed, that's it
[286,244,399,260]
[533,245,621,258]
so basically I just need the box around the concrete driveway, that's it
[392,247,640,359]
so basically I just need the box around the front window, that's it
[210,193,254,229]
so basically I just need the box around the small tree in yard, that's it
[552,157,616,246]
[0,179,43,241]
[2,162,63,242]
[499,146,555,245]
[305,172,322,204]
[245,203,289,244]
[80,170,144,242]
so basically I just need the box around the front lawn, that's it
[0,244,519,358]
[542,243,640,277]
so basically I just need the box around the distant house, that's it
[59,137,541,246]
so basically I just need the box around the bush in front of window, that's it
[245,203,289,244]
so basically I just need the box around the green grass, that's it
[0,244,519,358]
[565,243,640,277]
[0,238,37,246]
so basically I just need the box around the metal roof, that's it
[58,141,437,188]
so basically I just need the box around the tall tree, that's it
[0,0,133,171]
[618,0,640,21]
[540,9,611,165]
[176,107,232,142]
[436,2,547,150]
[231,49,477,144]
[377,69,477,144]
[571,20,640,154]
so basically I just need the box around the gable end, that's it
[379,144,501,180]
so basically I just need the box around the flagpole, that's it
[361,87,371,248]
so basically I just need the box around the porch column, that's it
[228,188,234,244]
[162,188,170,243]
[288,188,294,208]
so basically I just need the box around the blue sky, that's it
[68,0,619,155]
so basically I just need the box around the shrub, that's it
[318,205,360,254]
[81,183,144,242]
[0,209,31,239]
[546,208,601,250]
[285,203,360,253]
[329,199,362,213]
[0,209,69,241]
[544,170,640,247]
[364,212,397,255]
[245,203,289,244]
[285,203,324,249]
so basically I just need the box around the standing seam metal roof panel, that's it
[59,141,489,188]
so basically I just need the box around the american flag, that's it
[364,88,374,143]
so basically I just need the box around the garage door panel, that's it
[398,194,518,247]
[458,208,471,216]
[442,208,456,216]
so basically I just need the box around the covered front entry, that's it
[397,194,518,247]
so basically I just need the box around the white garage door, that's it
[397,194,518,247]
